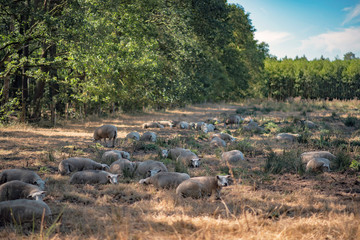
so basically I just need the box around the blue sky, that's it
[228,0,360,60]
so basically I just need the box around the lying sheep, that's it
[300,151,336,165]
[306,158,331,172]
[69,170,119,184]
[158,121,173,128]
[162,147,187,160]
[201,123,216,133]
[139,172,190,189]
[0,180,45,201]
[191,122,205,130]
[276,133,300,142]
[109,159,136,177]
[176,175,231,199]
[142,122,164,129]
[102,150,130,163]
[140,131,157,142]
[0,199,51,225]
[0,169,45,190]
[126,132,140,141]
[93,124,117,147]
[178,121,190,129]
[213,132,235,142]
[210,136,226,147]
[243,120,263,132]
[135,160,168,178]
[58,157,109,175]
[301,120,317,129]
[177,150,201,168]
[221,150,245,164]
[224,115,242,128]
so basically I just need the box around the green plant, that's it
[350,159,360,171]
[174,161,188,174]
[344,116,358,127]
[332,150,352,171]
[264,150,304,174]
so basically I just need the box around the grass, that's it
[1,100,360,239]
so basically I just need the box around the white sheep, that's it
[102,150,130,162]
[162,147,187,160]
[301,120,317,129]
[201,123,216,133]
[210,136,226,147]
[243,120,263,132]
[212,132,236,142]
[176,175,231,199]
[178,121,190,129]
[221,150,245,164]
[0,199,51,225]
[158,120,173,128]
[176,150,201,168]
[126,132,140,141]
[192,122,205,130]
[224,115,242,128]
[58,157,109,175]
[0,169,45,190]
[139,172,190,189]
[142,122,164,129]
[93,124,117,147]
[301,151,336,165]
[306,157,331,172]
[140,131,157,142]
[276,133,300,142]
[134,160,168,178]
[69,170,119,184]
[109,159,136,177]
[0,180,45,201]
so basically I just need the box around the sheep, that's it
[276,133,300,142]
[0,169,45,190]
[102,150,130,163]
[69,170,119,184]
[142,122,164,129]
[109,159,136,177]
[224,115,242,128]
[176,175,231,199]
[140,131,157,142]
[126,132,140,141]
[201,123,216,133]
[139,172,190,189]
[221,150,245,164]
[93,124,117,147]
[58,157,109,175]
[210,136,226,147]
[301,120,317,129]
[176,150,201,168]
[158,120,173,128]
[191,122,205,130]
[0,199,51,226]
[178,121,190,129]
[212,132,235,142]
[206,118,220,125]
[0,180,45,201]
[306,158,331,172]
[161,147,188,160]
[134,160,168,178]
[243,120,263,132]
[300,151,336,165]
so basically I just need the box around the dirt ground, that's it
[0,101,359,239]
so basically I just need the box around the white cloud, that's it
[255,30,293,45]
[343,3,360,25]
[299,27,360,57]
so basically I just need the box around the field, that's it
[0,99,360,240]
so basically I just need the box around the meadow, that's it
[0,99,359,240]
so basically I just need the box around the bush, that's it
[344,116,358,127]
[332,150,352,171]
[264,150,304,174]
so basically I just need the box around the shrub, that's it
[332,150,352,171]
[344,116,358,127]
[264,150,304,174]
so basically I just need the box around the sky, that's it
[228,0,360,60]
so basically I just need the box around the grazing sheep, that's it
[276,133,300,142]
[134,160,168,178]
[221,150,245,164]
[300,151,336,165]
[0,180,45,201]
[306,158,331,172]
[0,169,45,190]
[213,132,235,142]
[210,136,226,147]
[0,199,51,225]
[201,123,216,133]
[126,132,140,141]
[58,157,109,175]
[139,172,190,189]
[142,122,164,129]
[69,170,119,184]
[158,121,173,128]
[224,115,242,128]
[178,121,190,129]
[176,150,201,168]
[140,131,157,142]
[93,124,117,147]
[109,159,136,177]
[176,175,231,199]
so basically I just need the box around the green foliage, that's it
[350,159,360,171]
[344,116,358,127]
[264,150,304,174]
[332,150,352,171]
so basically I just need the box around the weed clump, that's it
[264,150,304,174]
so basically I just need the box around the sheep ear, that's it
[28,191,45,198]
[216,175,220,180]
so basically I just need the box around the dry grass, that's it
[0,100,359,239]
